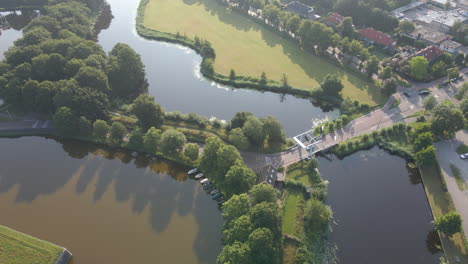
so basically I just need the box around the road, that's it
[435,130,468,240]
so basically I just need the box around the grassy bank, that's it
[419,165,468,264]
[0,225,63,264]
[138,0,384,106]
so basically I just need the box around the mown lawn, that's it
[420,165,468,264]
[282,190,303,236]
[286,165,312,186]
[143,0,385,106]
[450,164,468,191]
[0,225,63,264]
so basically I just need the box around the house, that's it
[439,39,464,54]
[410,24,451,46]
[414,45,445,62]
[324,12,344,27]
[259,164,284,187]
[358,27,396,49]
[285,1,319,20]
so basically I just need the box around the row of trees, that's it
[218,184,282,264]
[0,1,147,123]
[405,53,459,81]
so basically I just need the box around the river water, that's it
[0,2,441,264]
[0,137,222,264]
[318,148,441,264]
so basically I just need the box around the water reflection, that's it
[0,137,222,264]
[318,148,440,264]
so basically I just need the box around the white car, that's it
[461,153,468,159]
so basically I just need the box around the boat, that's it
[200,179,210,184]
[188,168,198,175]
[195,173,204,179]
[210,189,219,195]
[212,193,222,199]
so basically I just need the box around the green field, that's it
[0,225,63,264]
[450,164,468,191]
[143,0,385,105]
[282,190,303,236]
[286,165,312,186]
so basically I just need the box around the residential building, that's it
[324,12,344,27]
[358,27,397,49]
[410,24,451,46]
[414,45,444,62]
[439,39,464,54]
[285,1,319,20]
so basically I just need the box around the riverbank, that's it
[0,225,67,264]
[136,0,384,107]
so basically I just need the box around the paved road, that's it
[435,130,468,240]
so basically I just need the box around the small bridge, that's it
[292,129,324,159]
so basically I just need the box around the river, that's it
[318,148,441,264]
[0,137,222,264]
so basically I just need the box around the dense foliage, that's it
[0,1,147,122]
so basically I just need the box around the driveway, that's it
[435,130,468,239]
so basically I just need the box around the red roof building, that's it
[358,27,396,48]
[325,12,344,26]
[414,46,444,62]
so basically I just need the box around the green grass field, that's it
[450,164,468,191]
[0,225,63,264]
[143,0,385,105]
[286,165,312,186]
[419,165,468,264]
[282,190,303,236]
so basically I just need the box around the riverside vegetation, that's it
[138,0,387,109]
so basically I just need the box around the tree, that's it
[224,215,252,244]
[160,129,186,156]
[423,95,438,111]
[320,74,344,97]
[250,183,278,205]
[281,74,288,88]
[215,144,242,183]
[230,69,236,80]
[243,116,265,147]
[126,127,144,150]
[409,56,428,80]
[338,17,355,38]
[216,241,251,264]
[184,143,199,161]
[248,228,276,264]
[365,56,380,77]
[285,15,301,34]
[92,120,109,142]
[304,199,331,235]
[143,127,161,154]
[431,61,447,78]
[74,66,109,92]
[382,78,397,95]
[132,94,165,130]
[224,160,257,197]
[201,58,214,76]
[397,20,415,34]
[53,106,76,135]
[109,122,126,146]
[78,116,92,138]
[250,202,280,233]
[415,146,437,166]
[261,116,285,145]
[413,132,434,152]
[259,71,267,85]
[229,128,251,150]
[222,194,251,228]
[231,111,253,129]
[431,102,465,137]
[379,66,392,80]
[434,211,462,237]
[106,43,146,97]
[447,67,460,80]
[199,136,223,176]
[460,98,468,115]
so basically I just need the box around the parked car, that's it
[419,89,430,96]
[195,173,204,179]
[200,178,210,184]
[460,153,468,159]
[188,168,198,175]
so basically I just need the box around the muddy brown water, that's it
[0,137,222,264]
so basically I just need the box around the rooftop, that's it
[325,12,345,25]
[358,27,395,47]
[440,39,463,50]
[411,24,451,44]
[402,4,468,28]
[286,1,314,18]
[414,45,444,61]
